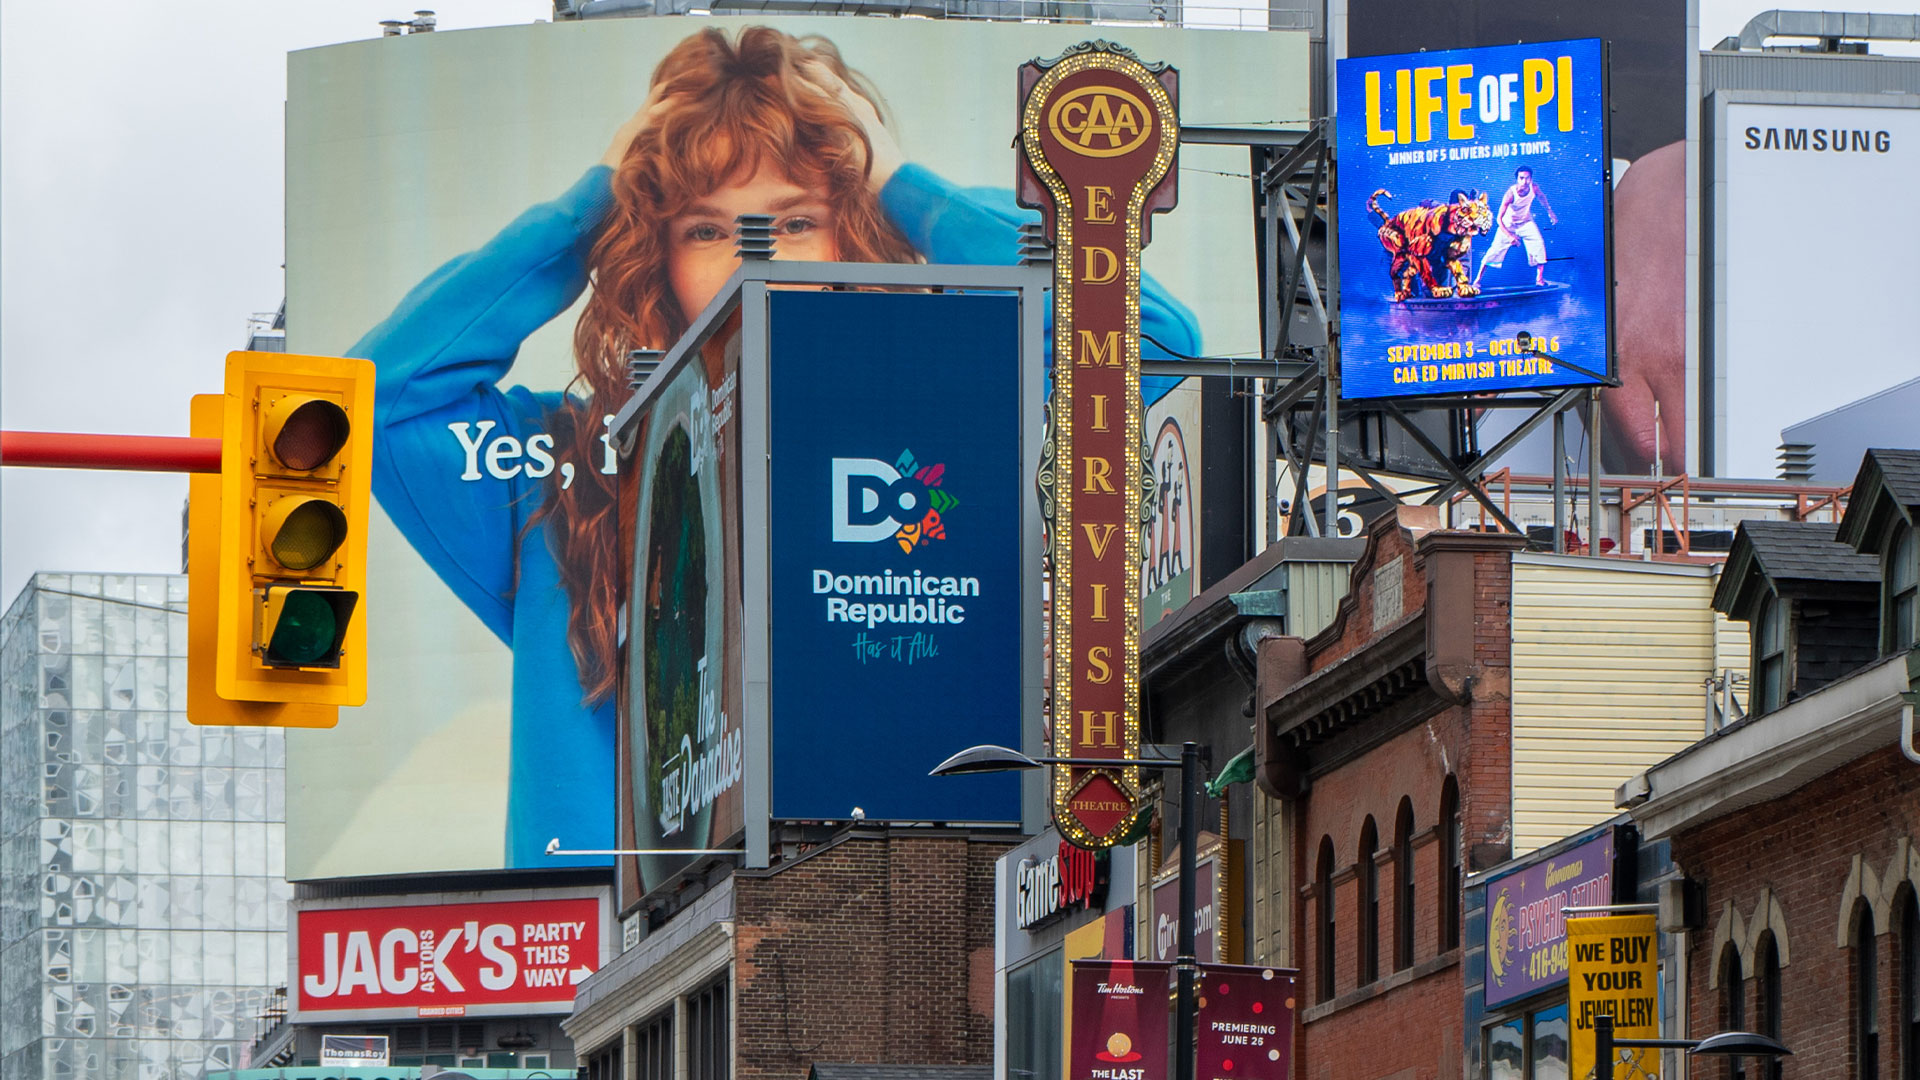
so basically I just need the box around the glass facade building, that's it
[1,573,289,1080]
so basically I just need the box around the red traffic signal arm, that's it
[1,431,222,473]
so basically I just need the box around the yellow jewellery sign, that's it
[1017,41,1180,850]
[1567,914,1660,1080]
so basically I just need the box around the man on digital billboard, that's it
[1334,39,1611,401]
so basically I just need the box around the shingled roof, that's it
[1839,448,1920,553]
[1713,519,1880,618]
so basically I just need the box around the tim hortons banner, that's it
[1069,959,1175,1080]
[1019,41,1179,850]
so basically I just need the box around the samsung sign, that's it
[767,290,1025,824]
[1016,842,1108,930]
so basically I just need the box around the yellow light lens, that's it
[265,497,347,571]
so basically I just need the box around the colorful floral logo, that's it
[829,449,957,553]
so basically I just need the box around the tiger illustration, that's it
[1368,188,1494,301]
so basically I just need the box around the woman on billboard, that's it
[354,25,1201,868]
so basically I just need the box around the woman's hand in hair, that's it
[802,61,904,193]
[603,84,671,170]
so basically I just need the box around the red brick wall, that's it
[1674,743,1920,1080]
[1284,515,1517,1080]
[731,831,1009,1080]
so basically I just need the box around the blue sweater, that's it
[354,164,1201,868]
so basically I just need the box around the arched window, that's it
[1439,776,1461,952]
[1721,945,1746,1080]
[1359,817,1379,985]
[1890,523,1918,654]
[1394,798,1416,970]
[1860,902,1881,1080]
[1756,932,1783,1080]
[1316,837,1336,1002]
[1901,892,1920,1080]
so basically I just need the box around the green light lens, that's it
[268,591,338,666]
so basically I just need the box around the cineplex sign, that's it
[294,895,606,1019]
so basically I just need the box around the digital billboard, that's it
[767,290,1023,823]
[1347,0,1687,475]
[619,332,745,907]
[1715,98,1920,478]
[284,18,1308,879]
[1335,39,1612,401]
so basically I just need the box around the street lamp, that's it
[1593,1012,1792,1080]
[931,741,1207,1080]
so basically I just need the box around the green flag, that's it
[1205,745,1256,798]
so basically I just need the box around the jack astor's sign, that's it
[1019,42,1179,850]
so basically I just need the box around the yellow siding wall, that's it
[1509,555,1751,855]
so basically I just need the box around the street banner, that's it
[1195,965,1297,1080]
[1018,41,1179,850]
[1069,960,1174,1080]
[1567,914,1659,1080]
[1334,38,1613,400]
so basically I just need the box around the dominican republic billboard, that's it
[767,290,1023,823]
[283,17,1308,881]
[1335,39,1612,400]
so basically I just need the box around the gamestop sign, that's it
[294,895,605,1019]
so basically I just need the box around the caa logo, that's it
[1047,84,1154,158]
[831,448,957,554]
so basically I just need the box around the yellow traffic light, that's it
[214,351,374,707]
[186,394,336,728]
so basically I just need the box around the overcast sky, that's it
[0,0,1859,605]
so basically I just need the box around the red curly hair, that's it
[531,26,919,706]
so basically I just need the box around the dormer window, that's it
[1754,593,1788,715]
[1888,522,1917,653]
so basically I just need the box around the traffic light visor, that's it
[262,495,347,571]
[266,395,350,471]
[260,586,357,668]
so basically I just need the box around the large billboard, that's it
[1335,39,1613,400]
[284,19,1309,879]
[291,891,609,1022]
[1714,98,1920,478]
[767,290,1023,823]
[1346,0,1688,476]
[620,330,745,904]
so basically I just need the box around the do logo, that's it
[832,458,930,543]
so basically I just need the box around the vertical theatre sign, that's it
[1019,41,1179,849]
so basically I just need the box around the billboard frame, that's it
[287,884,612,1024]
[1702,88,1920,477]
[609,258,1050,887]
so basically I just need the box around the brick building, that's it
[1623,449,1920,1080]
[1253,506,1527,1080]
[565,828,1009,1080]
